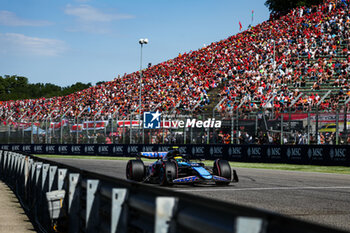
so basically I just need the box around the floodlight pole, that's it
[139,38,148,144]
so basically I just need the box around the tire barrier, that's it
[0,149,349,233]
[1,144,350,166]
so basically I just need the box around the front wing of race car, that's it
[172,174,232,184]
[172,165,239,185]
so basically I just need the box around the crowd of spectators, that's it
[217,0,350,116]
[0,0,349,127]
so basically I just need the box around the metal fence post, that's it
[0,150,3,177]
[236,217,265,233]
[336,108,339,145]
[130,114,133,144]
[58,169,68,190]
[41,164,50,226]
[69,173,81,233]
[49,166,58,192]
[86,179,100,233]
[17,154,26,196]
[280,115,283,145]
[155,197,178,233]
[4,151,10,180]
[42,164,50,193]
[307,111,311,144]
[315,107,319,144]
[34,162,43,223]
[9,152,15,182]
[111,188,128,233]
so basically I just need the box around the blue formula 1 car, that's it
[126,150,239,186]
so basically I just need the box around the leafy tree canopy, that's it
[265,0,323,14]
[0,75,92,101]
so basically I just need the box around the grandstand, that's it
[0,0,349,144]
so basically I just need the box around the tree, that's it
[0,75,93,101]
[265,0,323,14]
[96,81,107,87]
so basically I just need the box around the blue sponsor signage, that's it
[143,111,161,129]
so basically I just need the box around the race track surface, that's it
[46,158,350,232]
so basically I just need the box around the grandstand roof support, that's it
[342,97,350,135]
[170,100,181,115]
[263,93,276,109]
[289,92,303,131]
[111,107,121,144]
[60,107,72,144]
[212,97,227,118]
[94,106,104,135]
[6,111,15,144]
[45,109,58,144]
[76,106,88,144]
[31,108,42,144]
[317,90,332,106]
[236,97,248,144]
[315,90,331,142]
[152,103,162,112]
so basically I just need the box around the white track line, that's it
[176,186,350,192]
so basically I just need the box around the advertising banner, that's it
[1,144,349,166]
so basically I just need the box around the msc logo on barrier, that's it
[247,147,261,158]
[192,146,205,155]
[287,148,302,159]
[85,146,95,153]
[45,145,55,153]
[308,148,323,160]
[228,147,242,158]
[112,146,124,154]
[58,146,68,153]
[330,148,346,161]
[12,145,20,151]
[23,145,31,152]
[144,111,161,129]
[127,146,138,154]
[209,146,223,157]
[71,146,81,153]
[158,146,170,152]
[267,147,281,159]
[142,146,154,152]
[34,145,43,153]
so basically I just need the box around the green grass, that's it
[34,154,350,175]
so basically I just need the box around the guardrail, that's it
[1,144,350,166]
[0,149,348,233]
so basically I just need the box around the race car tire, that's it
[126,160,145,182]
[213,159,231,185]
[159,161,177,186]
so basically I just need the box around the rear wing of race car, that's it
[139,152,168,159]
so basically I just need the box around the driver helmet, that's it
[174,156,183,162]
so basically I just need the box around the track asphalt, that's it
[46,158,350,232]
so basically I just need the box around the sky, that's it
[0,0,270,86]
